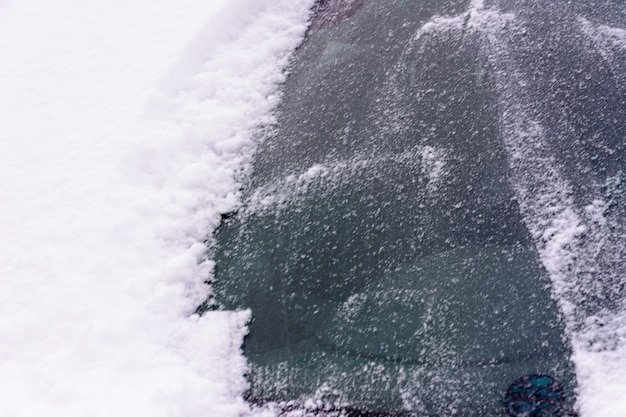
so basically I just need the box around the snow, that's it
[1,1,625,416]
[0,1,312,416]
[574,313,626,417]
[470,0,485,10]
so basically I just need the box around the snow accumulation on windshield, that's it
[0,1,624,417]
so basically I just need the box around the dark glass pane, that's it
[206,0,626,414]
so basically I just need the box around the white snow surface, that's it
[0,1,313,416]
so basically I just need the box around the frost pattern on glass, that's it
[209,0,626,415]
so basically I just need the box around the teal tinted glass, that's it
[206,0,626,414]
[213,164,574,415]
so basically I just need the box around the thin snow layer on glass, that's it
[212,0,626,416]
[0,1,313,416]
[472,5,626,417]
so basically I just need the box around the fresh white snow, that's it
[0,1,312,416]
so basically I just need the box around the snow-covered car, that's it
[204,0,626,415]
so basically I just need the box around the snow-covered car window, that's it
[213,163,575,415]
[205,0,626,415]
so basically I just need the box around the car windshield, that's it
[206,0,626,415]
